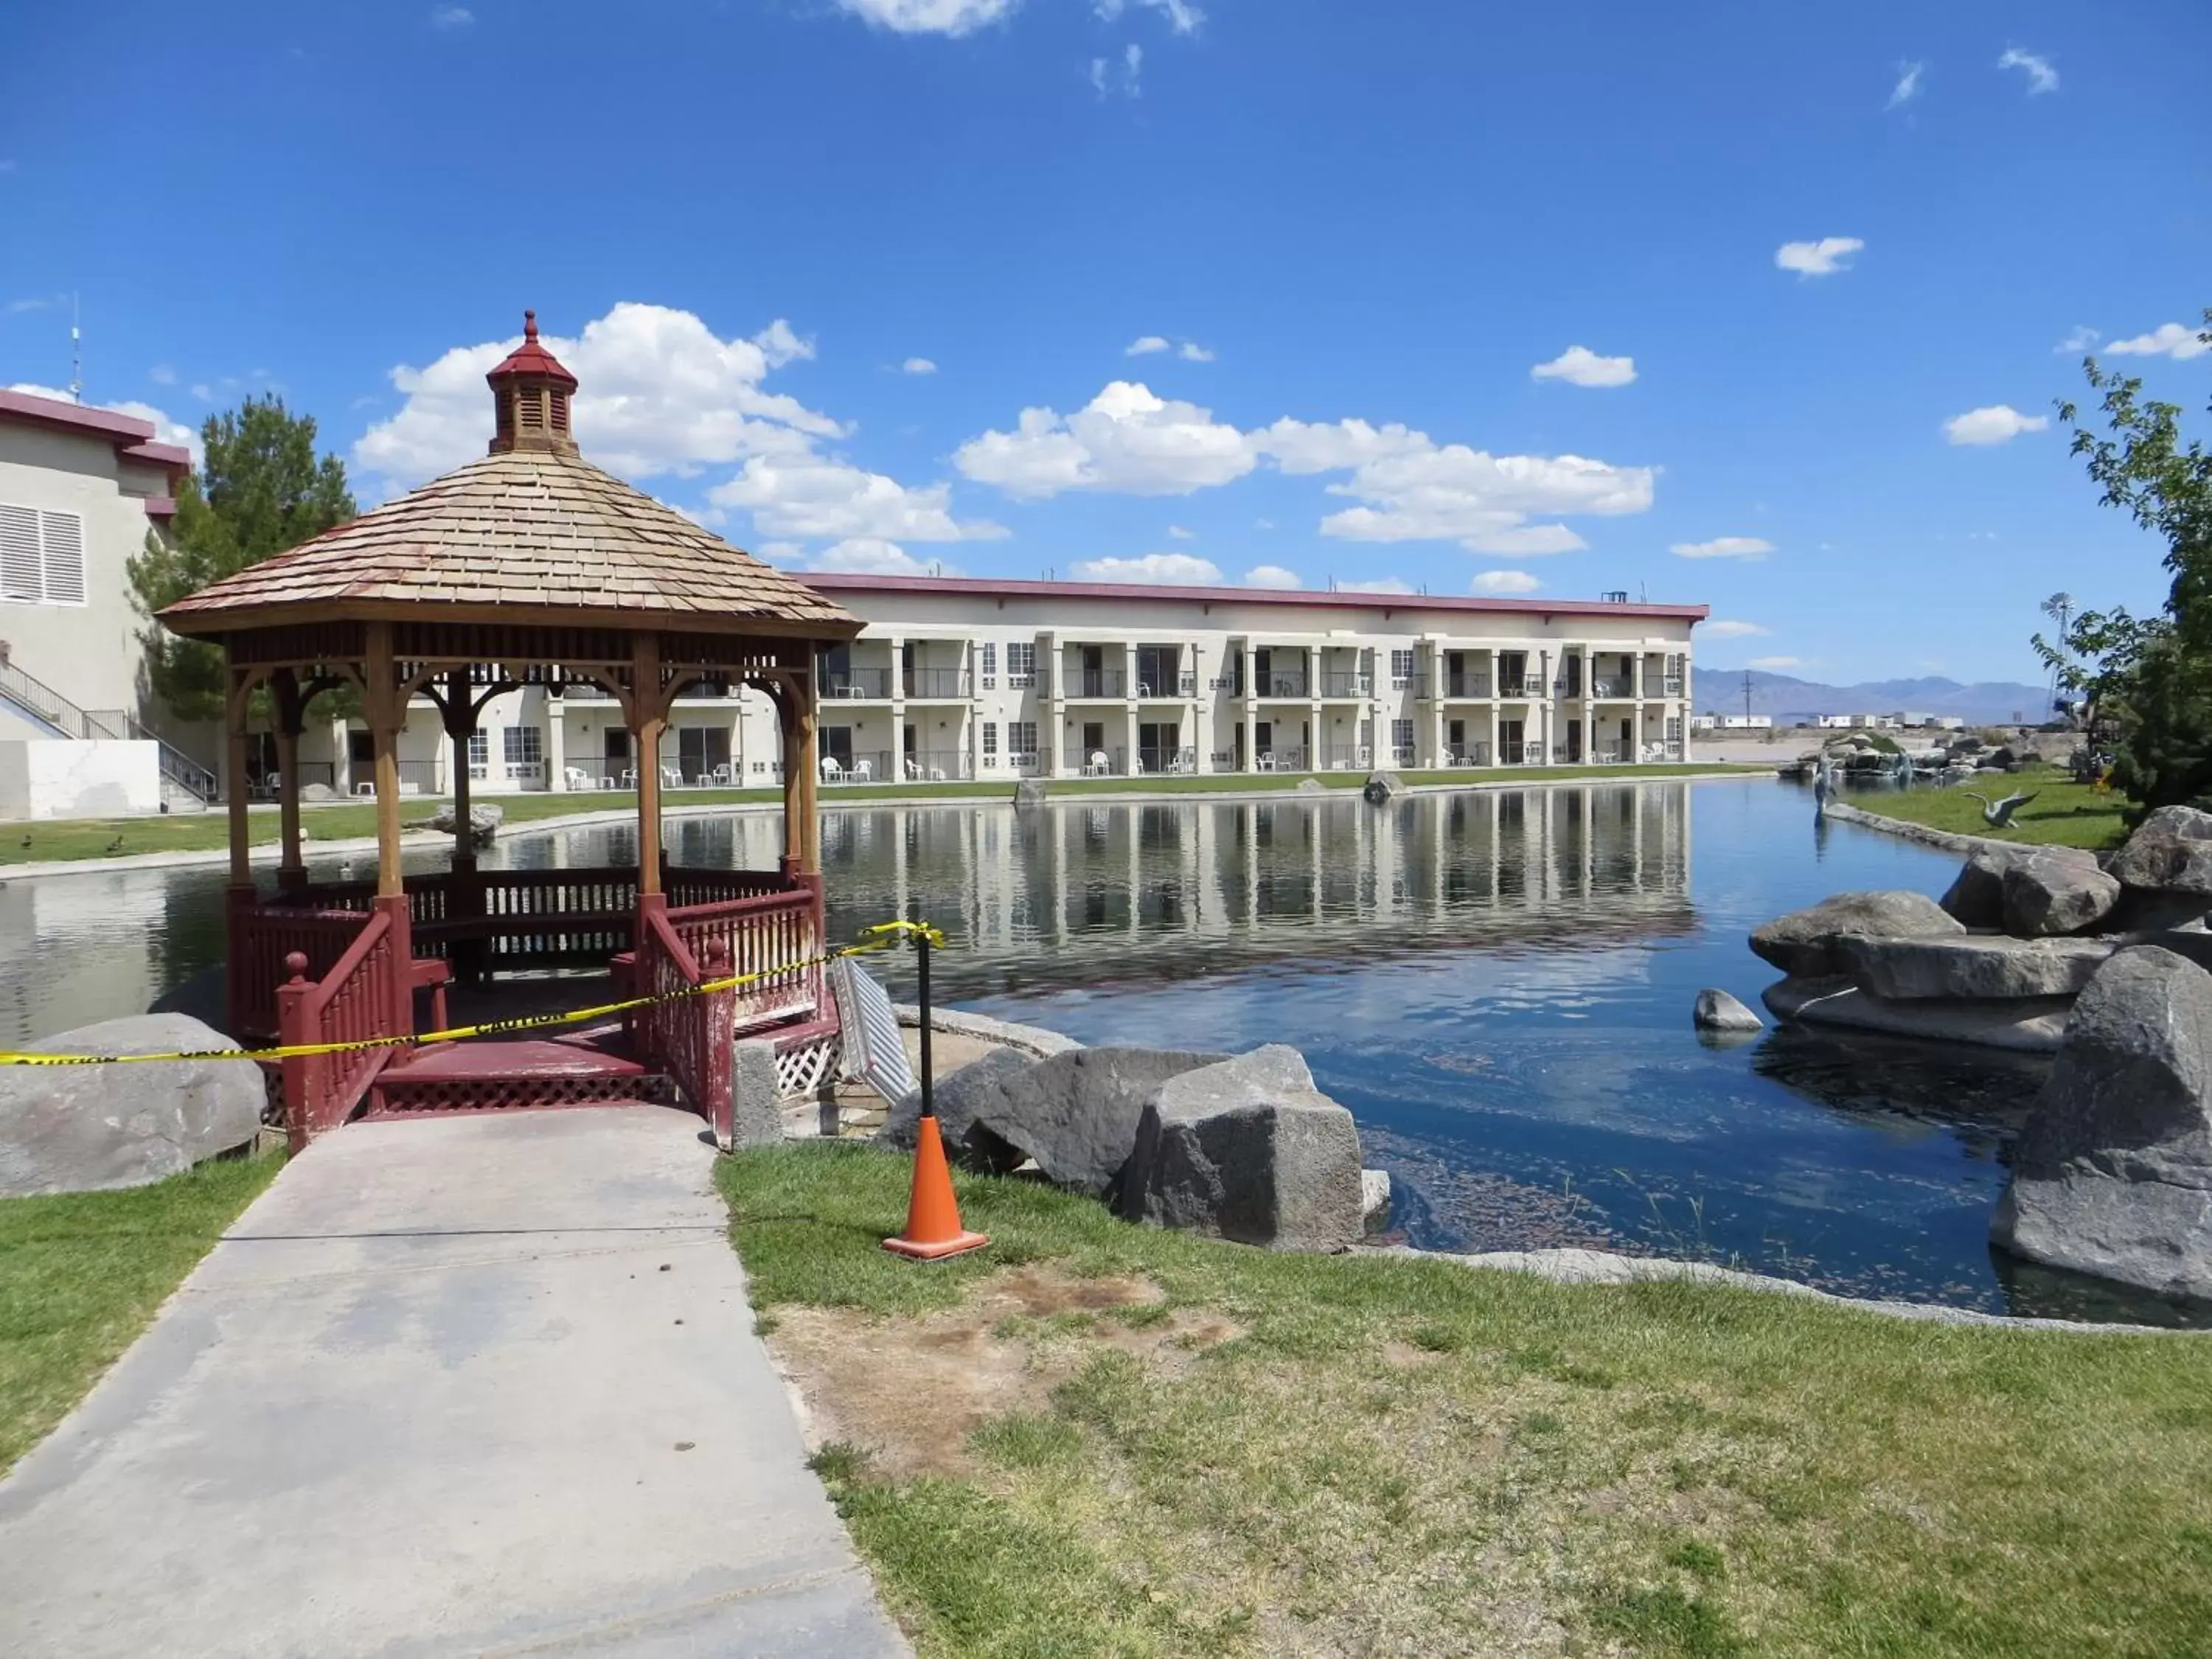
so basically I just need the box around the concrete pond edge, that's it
[1821,797,2073,858]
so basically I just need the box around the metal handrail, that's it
[0,658,221,801]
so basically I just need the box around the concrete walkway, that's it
[0,1108,909,1658]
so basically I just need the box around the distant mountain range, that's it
[1689,669,2057,726]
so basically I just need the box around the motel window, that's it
[504,726,543,779]
[1006,642,1035,687]
[1389,649,1414,687]
[1009,720,1037,765]
[1391,718,1413,756]
[0,504,86,607]
[467,732,490,780]
[981,722,999,768]
[979,642,998,689]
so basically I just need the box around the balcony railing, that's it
[822,669,894,700]
[1317,672,1371,698]
[1079,745,1128,775]
[1316,744,1372,771]
[1137,745,1199,775]
[1135,672,1198,699]
[1663,677,1684,697]
[1420,674,1492,699]
[902,668,969,699]
[1253,746,1306,772]
[1064,669,1127,699]
[1443,744,1492,767]
[899,751,972,782]
[1498,677,1542,699]
[819,750,896,784]
[1590,676,1634,698]
[1257,673,1309,699]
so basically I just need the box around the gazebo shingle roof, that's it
[160,446,855,632]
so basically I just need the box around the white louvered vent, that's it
[0,505,87,605]
[38,510,85,605]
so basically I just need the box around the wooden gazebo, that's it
[159,312,860,1148]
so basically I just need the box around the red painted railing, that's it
[636,905,735,1144]
[276,909,406,1150]
[230,902,375,1040]
[666,886,822,1034]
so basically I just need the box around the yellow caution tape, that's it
[0,919,946,1068]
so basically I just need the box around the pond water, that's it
[3,778,2199,1324]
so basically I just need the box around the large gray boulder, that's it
[1940,844,2097,928]
[2107,805,2212,898]
[1840,935,2117,1001]
[1762,976,2070,1054]
[0,1014,265,1197]
[2002,852,2121,936]
[1123,1045,1365,1252]
[917,1046,1226,1200]
[1750,890,1964,978]
[1012,779,1048,811]
[877,1045,1029,1174]
[1992,947,2212,1300]
[425,801,503,846]
[300,781,343,804]
[1362,772,1402,804]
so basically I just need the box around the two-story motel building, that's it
[272,574,1704,796]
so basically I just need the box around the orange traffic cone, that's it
[883,1115,990,1261]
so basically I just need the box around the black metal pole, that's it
[915,924,934,1121]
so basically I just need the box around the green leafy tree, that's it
[128,395,357,723]
[2046,307,2212,815]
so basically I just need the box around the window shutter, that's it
[0,504,41,602]
[39,511,85,605]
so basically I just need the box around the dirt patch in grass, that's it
[765,1262,1241,1477]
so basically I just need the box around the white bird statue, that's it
[1961,789,2038,829]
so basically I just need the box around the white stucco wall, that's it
[0,739,162,818]
[0,422,173,723]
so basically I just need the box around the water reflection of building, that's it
[810,782,1694,992]
[0,866,229,1043]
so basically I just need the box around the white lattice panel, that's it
[776,1036,839,1100]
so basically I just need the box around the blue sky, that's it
[3,0,2207,685]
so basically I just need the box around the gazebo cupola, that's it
[487,310,580,455]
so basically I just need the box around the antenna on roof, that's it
[1639,581,1648,603]
[69,293,82,404]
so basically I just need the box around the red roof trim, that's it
[142,495,178,519]
[0,388,194,491]
[0,387,156,444]
[796,571,1709,623]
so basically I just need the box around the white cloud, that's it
[1885,60,1924,111]
[900,357,938,375]
[1244,564,1301,589]
[709,454,1006,543]
[1530,345,1635,389]
[1775,237,1864,277]
[352,302,844,486]
[2056,325,2101,355]
[1669,536,1775,560]
[1747,655,1801,672]
[1124,335,1172,356]
[1471,570,1541,595]
[1088,57,1108,95]
[1178,341,1214,363]
[188,382,212,402]
[810,538,956,577]
[4,295,58,315]
[1336,577,1413,594]
[1125,42,1143,94]
[1942,405,2048,445]
[954,380,1255,498]
[428,5,474,29]
[1997,47,2059,94]
[757,541,805,564]
[2106,322,2210,361]
[1166,524,1194,539]
[7,383,201,464]
[1071,552,1224,585]
[1095,0,1203,32]
[955,387,1652,552]
[147,363,177,386]
[833,0,1018,37]
[1702,619,1770,639]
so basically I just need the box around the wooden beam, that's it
[365,621,404,900]
[225,667,254,889]
[631,633,665,898]
[271,669,307,887]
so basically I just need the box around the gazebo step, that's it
[366,1040,675,1118]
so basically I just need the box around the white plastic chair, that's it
[563,766,592,792]
[819,756,843,784]
[1088,751,1110,776]
[852,758,874,783]
[905,758,922,781]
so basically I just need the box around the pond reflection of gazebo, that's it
[159,313,860,1149]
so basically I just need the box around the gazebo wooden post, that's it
[364,622,415,1034]
[630,632,667,913]
[437,668,490,984]
[223,664,258,1037]
[271,668,307,894]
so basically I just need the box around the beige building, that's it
[291,573,1704,793]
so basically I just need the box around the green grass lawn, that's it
[722,1144,2212,1659]
[1,765,1767,868]
[1854,776,2132,851]
[0,1157,279,1475]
